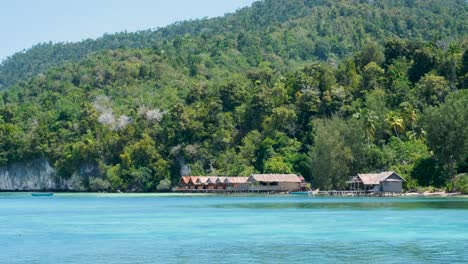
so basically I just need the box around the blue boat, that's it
[31,193,54,197]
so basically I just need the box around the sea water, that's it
[0,193,467,263]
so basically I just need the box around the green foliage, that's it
[421,91,468,174]
[411,158,446,187]
[156,179,172,191]
[309,118,355,190]
[384,138,430,178]
[264,156,293,174]
[1,0,466,89]
[89,177,111,192]
[355,41,385,69]
[414,74,450,107]
[0,1,466,191]
[454,174,468,194]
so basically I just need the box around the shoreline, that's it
[403,192,468,198]
[1,191,467,198]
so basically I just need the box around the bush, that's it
[404,177,418,192]
[417,186,436,193]
[89,177,111,192]
[454,174,468,194]
[411,158,446,187]
[156,179,172,191]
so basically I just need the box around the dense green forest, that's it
[0,0,467,192]
[1,0,466,88]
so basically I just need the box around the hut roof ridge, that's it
[249,174,302,183]
[224,177,249,183]
[357,171,404,185]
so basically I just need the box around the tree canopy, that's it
[0,0,466,191]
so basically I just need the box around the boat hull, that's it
[31,193,54,197]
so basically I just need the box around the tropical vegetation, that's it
[0,0,466,192]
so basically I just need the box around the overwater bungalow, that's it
[247,174,302,192]
[178,176,193,190]
[215,177,228,190]
[224,177,249,191]
[176,174,304,192]
[206,177,221,190]
[195,176,211,190]
[348,171,405,193]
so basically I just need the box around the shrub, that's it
[156,179,172,191]
[89,177,111,192]
[454,174,468,194]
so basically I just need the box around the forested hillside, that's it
[0,0,467,192]
[0,0,466,88]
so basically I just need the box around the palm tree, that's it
[386,111,404,140]
[407,109,417,133]
[446,42,462,90]
[354,109,378,146]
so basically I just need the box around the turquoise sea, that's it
[0,193,467,263]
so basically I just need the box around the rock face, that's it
[0,159,91,191]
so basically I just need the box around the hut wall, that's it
[279,182,301,191]
[227,183,249,191]
[216,184,226,190]
[248,182,300,192]
[248,184,282,191]
[380,181,402,193]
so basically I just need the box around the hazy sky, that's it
[0,0,258,61]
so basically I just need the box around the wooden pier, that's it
[174,188,290,194]
[175,188,403,196]
[317,190,403,197]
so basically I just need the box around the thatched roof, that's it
[248,174,302,183]
[215,177,228,183]
[206,177,219,184]
[188,176,198,184]
[195,176,211,184]
[224,177,249,184]
[357,171,405,185]
[182,176,248,185]
[179,176,191,184]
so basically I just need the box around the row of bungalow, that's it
[177,174,306,192]
[176,171,406,194]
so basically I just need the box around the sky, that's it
[0,0,258,61]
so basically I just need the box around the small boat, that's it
[31,193,54,197]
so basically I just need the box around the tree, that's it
[262,106,297,136]
[361,62,385,93]
[445,42,463,89]
[406,108,417,133]
[384,38,410,65]
[157,178,172,191]
[385,111,405,140]
[384,138,430,183]
[454,174,468,194]
[411,158,446,187]
[408,47,435,83]
[414,74,450,107]
[421,90,468,183]
[353,109,378,146]
[356,41,385,69]
[264,156,293,174]
[309,118,353,190]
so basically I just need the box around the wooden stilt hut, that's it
[348,171,405,193]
